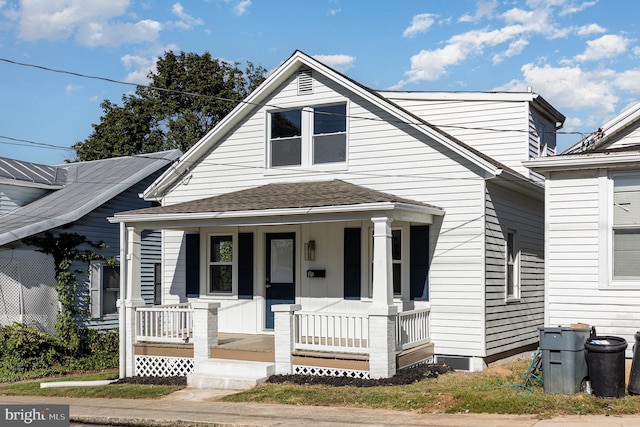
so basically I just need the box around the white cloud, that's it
[170,2,203,30]
[121,43,178,84]
[15,0,163,47]
[574,34,629,62]
[226,0,251,16]
[493,38,528,64]
[403,13,436,38]
[77,19,161,47]
[459,0,497,23]
[558,0,597,16]
[328,8,341,16]
[64,83,80,96]
[312,54,355,72]
[577,23,606,36]
[495,63,620,116]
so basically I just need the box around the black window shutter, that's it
[410,225,429,300]
[344,228,361,300]
[238,232,254,299]
[185,234,200,297]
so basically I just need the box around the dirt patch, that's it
[266,363,452,387]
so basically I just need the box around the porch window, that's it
[613,174,640,278]
[391,229,402,295]
[89,261,120,318]
[506,229,520,300]
[209,235,233,293]
[269,103,347,168]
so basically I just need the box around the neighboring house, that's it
[0,151,181,333]
[526,102,640,356]
[111,50,565,387]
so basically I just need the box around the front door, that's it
[265,233,296,329]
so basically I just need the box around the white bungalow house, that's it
[526,102,640,356]
[110,50,565,387]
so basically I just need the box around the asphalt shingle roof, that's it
[119,179,439,216]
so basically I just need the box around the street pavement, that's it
[2,391,640,427]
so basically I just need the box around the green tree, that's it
[72,51,266,161]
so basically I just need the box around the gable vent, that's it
[298,68,313,95]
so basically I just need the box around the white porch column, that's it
[368,217,397,378]
[371,217,393,307]
[120,224,145,378]
[273,304,301,375]
[191,300,220,362]
[124,299,145,376]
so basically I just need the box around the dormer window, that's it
[269,103,347,168]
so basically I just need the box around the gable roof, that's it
[0,150,181,246]
[112,179,443,225]
[143,50,540,201]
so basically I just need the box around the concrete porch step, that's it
[187,358,275,390]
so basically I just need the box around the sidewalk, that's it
[2,392,640,427]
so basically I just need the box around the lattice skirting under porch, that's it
[401,355,435,370]
[293,365,370,379]
[135,355,194,377]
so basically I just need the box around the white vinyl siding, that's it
[545,168,640,356]
[162,68,488,356]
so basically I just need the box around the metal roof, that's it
[0,157,65,189]
[0,150,181,246]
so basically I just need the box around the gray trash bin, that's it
[539,327,590,394]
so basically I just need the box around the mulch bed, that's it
[112,363,451,388]
[266,363,452,387]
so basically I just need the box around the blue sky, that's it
[1,0,640,164]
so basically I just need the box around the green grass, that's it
[223,359,640,416]
[0,371,184,400]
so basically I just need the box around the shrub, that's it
[0,323,118,381]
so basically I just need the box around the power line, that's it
[0,55,593,142]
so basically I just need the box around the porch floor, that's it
[135,333,276,363]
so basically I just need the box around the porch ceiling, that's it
[109,179,444,228]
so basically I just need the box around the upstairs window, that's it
[313,104,347,164]
[269,103,347,168]
[271,110,302,167]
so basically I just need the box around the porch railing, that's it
[135,303,193,343]
[396,308,431,351]
[294,311,369,354]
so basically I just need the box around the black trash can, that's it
[585,336,628,399]
[628,332,640,395]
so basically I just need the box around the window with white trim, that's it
[269,103,346,167]
[613,174,640,278]
[208,235,233,293]
[90,261,120,318]
[506,229,520,300]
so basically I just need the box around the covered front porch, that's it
[111,180,443,386]
[129,302,433,386]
